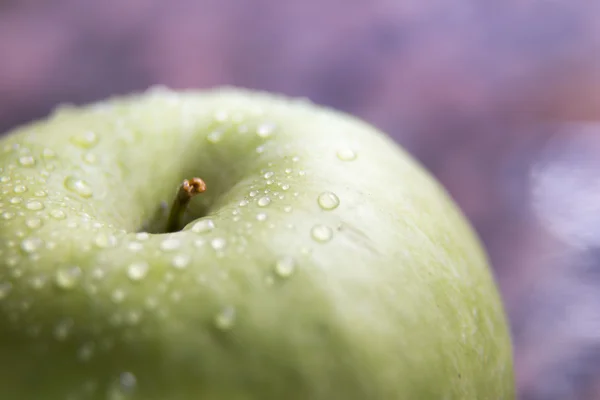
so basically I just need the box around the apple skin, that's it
[0,87,513,399]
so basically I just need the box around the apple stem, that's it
[165,177,207,233]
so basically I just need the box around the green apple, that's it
[0,87,513,399]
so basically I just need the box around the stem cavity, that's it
[166,177,207,233]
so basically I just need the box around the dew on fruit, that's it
[34,190,47,197]
[2,211,15,220]
[311,224,333,243]
[78,343,95,362]
[135,232,150,241]
[127,242,144,252]
[64,176,93,198]
[191,219,215,234]
[256,212,267,221]
[210,237,227,251]
[70,131,99,148]
[160,238,180,251]
[194,238,206,248]
[281,184,290,191]
[249,190,258,197]
[25,217,43,229]
[317,191,340,210]
[336,148,357,161]
[0,282,12,299]
[214,306,236,330]
[13,185,27,193]
[112,289,126,303]
[18,155,36,167]
[25,200,44,211]
[21,237,43,253]
[263,171,274,179]
[274,256,295,278]
[42,148,56,159]
[10,197,22,204]
[256,122,276,138]
[50,209,66,220]
[107,371,137,399]
[94,234,117,248]
[171,254,190,269]
[127,261,149,281]
[53,318,74,341]
[207,129,224,143]
[257,196,271,207]
[55,266,82,289]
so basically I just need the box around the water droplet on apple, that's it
[317,191,340,210]
[249,190,258,197]
[55,266,82,289]
[50,209,66,220]
[34,190,47,197]
[18,155,35,167]
[207,129,224,143]
[64,176,93,198]
[83,153,97,164]
[274,256,295,278]
[108,372,137,399]
[0,282,12,299]
[2,212,15,220]
[42,148,56,159]
[127,261,149,281]
[257,122,276,138]
[112,289,126,303]
[171,254,190,269]
[239,199,249,207]
[21,237,43,253]
[13,185,27,193]
[94,234,117,248]
[256,212,267,221]
[214,306,236,330]
[210,237,227,251]
[135,232,150,241]
[311,225,333,242]
[337,148,357,161]
[70,131,98,148]
[127,241,144,252]
[54,318,74,341]
[257,197,271,207]
[191,219,215,234]
[263,171,274,179]
[25,200,44,211]
[25,217,43,229]
[10,197,22,204]
[78,343,95,362]
[160,238,180,251]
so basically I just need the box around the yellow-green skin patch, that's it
[0,87,514,399]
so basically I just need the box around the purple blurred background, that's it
[1,1,599,398]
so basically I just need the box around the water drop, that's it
[21,237,43,253]
[337,148,357,161]
[127,262,149,281]
[64,176,93,198]
[210,238,227,251]
[2,212,15,220]
[214,306,236,330]
[112,289,126,303]
[13,185,27,193]
[208,128,226,144]
[171,254,190,269]
[42,148,56,159]
[94,234,117,248]
[256,122,276,138]
[257,197,271,207]
[281,184,290,191]
[55,266,82,289]
[18,155,35,167]
[191,219,215,234]
[283,206,293,213]
[54,319,74,341]
[25,218,43,229]
[0,282,12,299]
[311,225,333,243]
[317,191,340,210]
[50,209,66,220]
[239,199,249,207]
[83,153,97,164]
[29,275,47,289]
[10,197,22,204]
[127,242,143,252]
[70,131,98,148]
[25,200,44,211]
[135,232,150,241]
[263,171,274,179]
[249,190,258,197]
[34,190,47,197]
[256,213,267,221]
[160,238,180,251]
[274,256,295,278]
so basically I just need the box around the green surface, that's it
[0,87,514,399]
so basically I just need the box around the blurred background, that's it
[0,0,599,398]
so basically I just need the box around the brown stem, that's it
[165,177,206,233]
